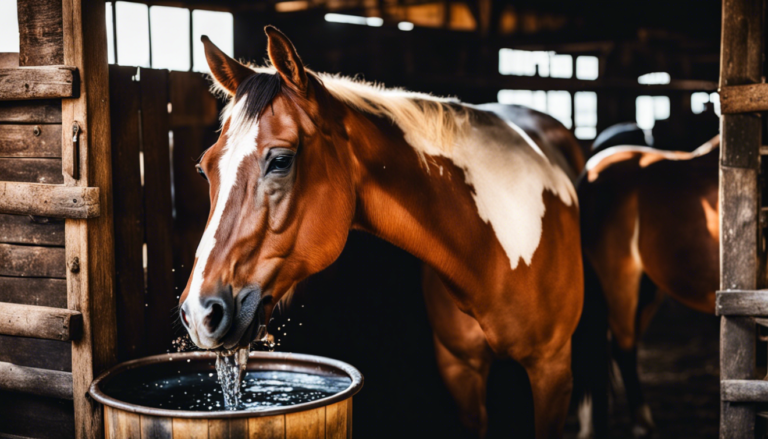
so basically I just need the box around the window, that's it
[0,0,19,53]
[324,13,383,27]
[106,2,115,64]
[636,95,670,129]
[499,49,575,79]
[549,54,573,79]
[638,72,671,85]
[574,92,597,139]
[115,1,150,67]
[691,92,710,114]
[575,56,599,80]
[192,10,234,73]
[498,90,572,129]
[150,6,190,71]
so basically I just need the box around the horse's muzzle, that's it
[220,288,267,350]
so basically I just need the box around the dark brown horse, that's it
[576,135,719,438]
[178,26,584,438]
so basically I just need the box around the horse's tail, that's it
[572,253,610,439]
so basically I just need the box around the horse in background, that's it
[575,128,720,438]
[178,26,585,438]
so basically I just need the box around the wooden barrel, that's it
[89,352,363,439]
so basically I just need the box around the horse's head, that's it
[179,27,355,350]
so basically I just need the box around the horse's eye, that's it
[195,164,208,181]
[267,155,294,174]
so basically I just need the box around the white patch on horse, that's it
[577,394,594,439]
[187,96,258,318]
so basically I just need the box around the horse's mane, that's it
[214,64,473,165]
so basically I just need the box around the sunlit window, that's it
[638,72,671,85]
[150,6,190,71]
[498,89,572,129]
[325,13,383,27]
[691,92,710,114]
[636,95,670,129]
[192,10,234,73]
[574,92,597,139]
[116,1,150,68]
[106,2,115,64]
[549,54,572,79]
[499,49,572,79]
[0,0,19,53]
[575,56,599,80]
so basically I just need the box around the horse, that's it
[575,134,720,438]
[177,26,584,438]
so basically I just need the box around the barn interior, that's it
[0,0,728,438]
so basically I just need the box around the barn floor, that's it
[564,297,721,439]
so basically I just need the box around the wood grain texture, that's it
[0,182,99,219]
[325,400,348,439]
[716,290,768,315]
[0,52,20,68]
[0,100,62,123]
[17,0,64,66]
[141,415,173,439]
[108,65,145,362]
[0,66,76,100]
[248,415,285,439]
[720,84,768,113]
[209,419,248,439]
[0,124,61,157]
[0,391,74,438]
[169,71,218,128]
[0,276,68,307]
[0,301,82,341]
[172,418,209,439]
[0,158,63,184]
[106,407,141,439]
[286,407,325,439]
[0,213,65,246]
[0,360,72,400]
[0,243,65,278]
[722,379,768,402]
[0,335,72,371]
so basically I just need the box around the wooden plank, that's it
[0,158,62,184]
[17,0,64,67]
[721,84,768,114]
[0,360,72,400]
[248,415,285,438]
[722,379,768,402]
[0,391,74,439]
[326,400,348,439]
[286,406,325,439]
[0,335,72,371]
[0,53,19,69]
[109,64,145,362]
[0,124,61,157]
[0,243,65,278]
[106,407,141,439]
[169,71,218,128]
[717,290,768,315]
[0,182,99,219]
[141,68,176,356]
[0,214,65,246]
[209,419,248,439]
[62,0,118,437]
[172,418,208,439]
[0,100,62,123]
[0,66,77,100]
[140,415,173,439]
[0,276,68,307]
[0,302,82,341]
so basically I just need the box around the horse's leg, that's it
[522,341,573,439]
[423,265,493,438]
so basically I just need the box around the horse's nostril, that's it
[203,302,224,334]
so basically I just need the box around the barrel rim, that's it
[89,351,363,419]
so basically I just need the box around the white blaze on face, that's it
[187,96,259,319]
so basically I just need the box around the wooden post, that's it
[719,0,763,437]
[61,0,117,438]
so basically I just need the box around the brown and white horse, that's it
[576,135,719,438]
[178,26,584,438]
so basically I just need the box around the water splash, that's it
[215,346,249,409]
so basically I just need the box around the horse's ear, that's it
[202,35,253,95]
[265,26,307,93]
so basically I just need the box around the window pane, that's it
[547,90,572,128]
[638,72,670,85]
[150,6,190,71]
[636,95,655,129]
[106,2,115,64]
[498,89,532,106]
[549,54,572,78]
[0,0,19,53]
[691,92,710,114]
[499,49,536,76]
[710,92,721,116]
[575,127,596,140]
[532,51,549,77]
[575,56,598,80]
[653,96,670,120]
[192,10,233,73]
[574,91,597,127]
[116,1,150,67]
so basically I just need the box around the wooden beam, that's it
[0,302,82,341]
[0,360,72,400]
[0,100,62,123]
[0,158,63,184]
[722,380,768,402]
[0,214,65,246]
[0,276,68,308]
[717,290,768,315]
[17,0,64,67]
[0,182,99,219]
[0,124,61,158]
[61,0,118,437]
[0,66,77,100]
[0,243,65,278]
[721,84,768,114]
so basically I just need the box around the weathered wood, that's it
[0,302,81,341]
[17,0,64,67]
[717,290,768,315]
[62,0,118,436]
[106,407,140,439]
[169,71,218,128]
[141,68,176,356]
[109,64,145,361]
[0,66,77,100]
[0,124,61,157]
[720,84,768,114]
[286,406,325,439]
[0,335,71,371]
[248,415,285,438]
[722,379,768,402]
[0,182,99,219]
[0,158,63,184]
[0,213,65,246]
[0,53,20,69]
[0,391,74,438]
[0,100,62,123]
[209,419,248,439]
[140,415,173,439]
[0,360,72,400]
[326,400,348,439]
[171,419,208,439]
[0,276,68,307]
[0,243,65,278]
